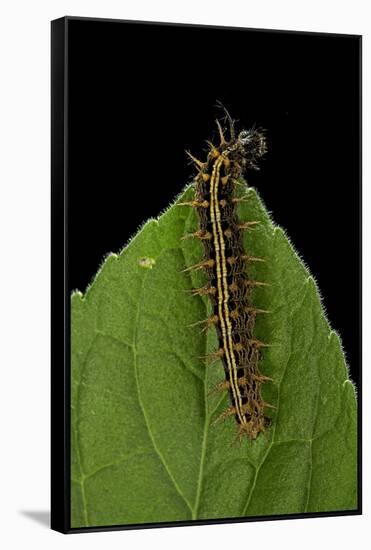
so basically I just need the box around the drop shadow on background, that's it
[19,510,50,528]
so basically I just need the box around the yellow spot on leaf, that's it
[138,257,156,269]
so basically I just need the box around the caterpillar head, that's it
[238,128,267,170]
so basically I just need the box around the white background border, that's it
[0,1,368,548]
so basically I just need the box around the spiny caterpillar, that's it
[180,108,273,440]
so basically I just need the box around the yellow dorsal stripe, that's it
[209,155,246,424]
[209,159,242,421]
[213,158,246,424]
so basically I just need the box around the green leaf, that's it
[71,182,357,528]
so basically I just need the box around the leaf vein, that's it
[132,268,194,517]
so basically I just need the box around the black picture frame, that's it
[51,16,362,534]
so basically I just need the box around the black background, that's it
[67,19,360,384]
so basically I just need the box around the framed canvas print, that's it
[51,16,361,533]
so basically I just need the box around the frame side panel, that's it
[51,16,69,534]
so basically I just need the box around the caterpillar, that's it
[180,108,273,440]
